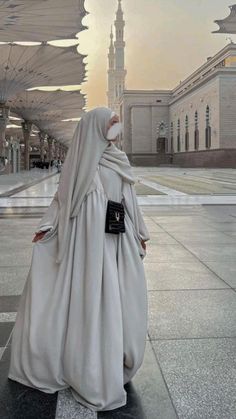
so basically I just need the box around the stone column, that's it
[54,142,59,160]
[59,144,63,161]
[17,141,21,172]
[39,132,45,162]
[0,105,9,159]
[21,121,32,171]
[48,137,53,167]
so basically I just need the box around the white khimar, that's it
[8,107,150,412]
[57,107,113,262]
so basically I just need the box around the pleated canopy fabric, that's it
[0,44,87,103]
[214,5,236,34]
[6,90,86,122]
[36,120,78,144]
[0,0,88,42]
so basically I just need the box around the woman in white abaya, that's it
[8,107,150,412]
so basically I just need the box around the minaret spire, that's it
[108,25,115,70]
[107,0,127,115]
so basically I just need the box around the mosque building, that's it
[107,2,236,167]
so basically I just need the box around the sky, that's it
[73,0,236,110]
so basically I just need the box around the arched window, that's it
[194,111,199,150]
[185,115,189,151]
[177,119,181,152]
[170,122,174,153]
[205,105,211,148]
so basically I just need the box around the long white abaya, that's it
[8,163,149,412]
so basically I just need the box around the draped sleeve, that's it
[37,191,59,232]
[122,182,150,242]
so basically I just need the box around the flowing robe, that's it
[8,164,150,412]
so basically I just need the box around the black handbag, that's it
[105,200,125,234]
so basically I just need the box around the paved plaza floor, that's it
[0,167,236,418]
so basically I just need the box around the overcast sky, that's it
[67,0,236,110]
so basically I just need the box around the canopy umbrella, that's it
[7,90,86,121]
[0,0,88,42]
[0,44,86,103]
[214,5,236,33]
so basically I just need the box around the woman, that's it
[8,107,150,412]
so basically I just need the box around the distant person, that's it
[57,159,62,173]
[8,108,150,412]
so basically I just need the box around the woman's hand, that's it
[32,231,48,243]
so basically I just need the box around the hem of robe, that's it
[8,374,68,393]
[70,388,127,412]
[8,374,127,412]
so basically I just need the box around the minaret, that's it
[107,26,115,109]
[107,0,127,115]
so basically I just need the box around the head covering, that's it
[100,142,135,184]
[57,107,113,262]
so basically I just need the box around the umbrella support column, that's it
[21,121,32,171]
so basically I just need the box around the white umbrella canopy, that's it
[7,90,86,121]
[0,44,87,102]
[0,0,88,42]
[36,120,78,145]
[214,5,236,33]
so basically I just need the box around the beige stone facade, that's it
[119,44,236,167]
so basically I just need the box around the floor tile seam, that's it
[149,336,236,341]
[147,242,236,248]
[0,218,44,220]
[157,226,236,292]
[148,216,220,232]
[0,172,57,198]
[147,287,231,292]
[0,206,51,209]
[138,178,187,196]
[147,333,180,419]
[148,286,235,293]
[0,266,31,269]
[8,196,55,199]
[0,327,14,360]
[148,217,171,232]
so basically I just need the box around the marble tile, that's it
[131,341,178,419]
[0,267,28,296]
[151,215,206,224]
[144,262,229,291]
[148,289,236,340]
[0,323,14,346]
[206,222,236,232]
[139,179,186,196]
[0,347,5,361]
[153,338,236,419]
[0,296,21,312]
[56,389,97,419]
[0,313,17,322]
[148,233,178,245]
[0,347,58,419]
[137,196,236,206]
[98,382,144,419]
[145,244,196,263]
[203,261,236,288]
[183,243,236,262]
[159,222,216,233]
[0,248,32,267]
[166,230,236,244]
[141,220,164,233]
